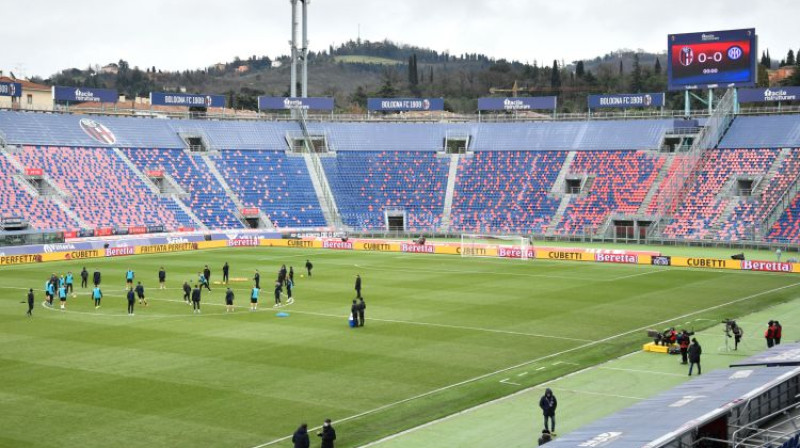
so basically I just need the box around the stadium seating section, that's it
[214,150,326,227]
[2,111,800,243]
[323,151,449,230]
[450,151,565,234]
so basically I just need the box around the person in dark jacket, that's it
[732,323,743,350]
[292,423,310,448]
[766,321,775,348]
[688,338,702,376]
[279,264,287,284]
[191,285,202,314]
[222,262,230,285]
[80,267,89,288]
[317,419,336,448]
[289,266,294,284]
[126,287,136,316]
[93,269,101,287]
[305,259,313,277]
[354,274,362,299]
[158,267,166,290]
[203,265,211,285]
[135,281,147,306]
[539,388,557,433]
[225,287,235,313]
[357,297,366,327]
[254,269,261,289]
[774,321,783,345]
[182,281,192,304]
[26,288,34,317]
[351,300,359,328]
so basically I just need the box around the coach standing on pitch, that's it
[317,419,336,448]
[539,388,557,434]
[354,274,362,299]
[222,262,230,285]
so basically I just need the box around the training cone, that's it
[276,312,290,317]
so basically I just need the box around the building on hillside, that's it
[210,63,226,72]
[100,63,119,75]
[0,75,52,111]
[236,65,250,74]
[769,66,797,84]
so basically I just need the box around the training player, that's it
[285,275,293,302]
[183,280,192,304]
[250,284,260,311]
[225,287,235,312]
[191,284,202,314]
[357,297,366,327]
[289,266,294,284]
[80,267,89,288]
[65,271,75,298]
[125,268,135,289]
[279,265,287,284]
[92,284,103,309]
[58,282,68,310]
[253,269,260,289]
[158,267,166,290]
[44,278,54,307]
[93,268,101,287]
[198,271,211,292]
[126,287,136,316]
[305,259,313,277]
[222,262,230,284]
[273,280,282,307]
[355,274,362,299]
[26,288,34,317]
[203,265,211,285]
[135,281,147,307]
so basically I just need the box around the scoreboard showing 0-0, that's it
[667,28,757,91]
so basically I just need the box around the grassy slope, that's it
[0,247,797,447]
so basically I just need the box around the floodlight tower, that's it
[289,0,299,98]
[301,0,309,98]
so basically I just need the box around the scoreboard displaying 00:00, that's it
[667,28,757,91]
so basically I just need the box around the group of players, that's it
[28,259,318,316]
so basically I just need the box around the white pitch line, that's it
[250,281,800,448]
[499,379,522,386]
[597,366,686,377]
[286,309,592,343]
[610,269,665,281]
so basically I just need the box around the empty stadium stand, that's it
[0,155,78,230]
[322,151,449,230]
[123,148,242,229]
[14,146,193,229]
[450,151,565,234]
[214,150,326,228]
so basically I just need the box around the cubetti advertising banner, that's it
[477,96,557,111]
[0,82,22,97]
[53,86,118,103]
[587,93,665,109]
[258,97,334,111]
[737,87,800,103]
[150,92,226,108]
[367,98,444,112]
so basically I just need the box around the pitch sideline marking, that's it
[597,366,686,377]
[250,281,800,448]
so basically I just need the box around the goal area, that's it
[460,234,531,260]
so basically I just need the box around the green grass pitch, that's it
[0,246,797,447]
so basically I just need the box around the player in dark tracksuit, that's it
[126,288,136,315]
[80,267,89,288]
[182,281,192,304]
[254,270,261,289]
[305,260,313,277]
[274,280,282,306]
[135,281,147,306]
[357,298,366,327]
[191,285,202,313]
[354,274,362,299]
[26,289,34,316]
[289,266,294,284]
[203,265,211,286]
[222,262,230,285]
[93,269,101,287]
[351,300,359,327]
[158,267,166,290]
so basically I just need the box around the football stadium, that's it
[3,3,800,448]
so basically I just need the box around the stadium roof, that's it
[545,366,800,448]
[730,341,800,368]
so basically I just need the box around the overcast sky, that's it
[2,0,799,78]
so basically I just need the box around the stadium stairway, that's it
[304,152,342,228]
[200,153,274,229]
[637,153,675,215]
[545,196,572,236]
[439,153,461,232]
